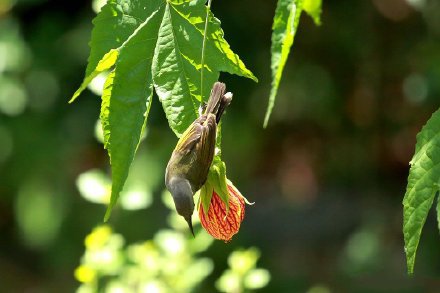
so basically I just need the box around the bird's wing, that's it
[174,116,205,155]
[193,113,217,188]
[170,114,216,191]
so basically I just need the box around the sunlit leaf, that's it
[403,108,440,274]
[264,0,322,127]
[70,0,159,102]
[263,0,303,127]
[70,49,118,102]
[152,0,257,136]
[103,30,157,220]
[71,0,256,220]
[303,0,322,25]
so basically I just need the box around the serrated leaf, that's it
[303,0,322,25]
[152,3,204,136]
[72,0,256,220]
[264,0,322,127]
[85,0,158,78]
[102,3,162,221]
[100,71,114,150]
[71,0,163,102]
[153,0,257,136]
[403,108,440,274]
[264,0,303,127]
[70,49,118,103]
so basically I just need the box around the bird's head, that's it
[166,176,195,236]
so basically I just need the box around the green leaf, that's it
[207,157,229,211]
[100,71,114,150]
[264,0,303,127]
[437,194,440,232]
[199,181,214,217]
[403,108,440,274]
[70,0,162,102]
[264,0,322,127]
[72,0,257,220]
[153,0,257,136]
[102,3,162,220]
[303,0,322,25]
[70,49,118,103]
[152,2,204,136]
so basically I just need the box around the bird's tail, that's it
[204,82,226,115]
[204,82,232,123]
[216,92,232,123]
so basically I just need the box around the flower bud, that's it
[199,182,245,242]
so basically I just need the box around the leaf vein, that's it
[167,4,199,116]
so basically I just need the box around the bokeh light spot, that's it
[25,69,59,112]
[88,72,108,96]
[155,230,185,255]
[76,169,111,204]
[15,180,63,248]
[243,269,271,289]
[85,225,113,249]
[120,188,152,210]
[74,265,97,283]
[403,73,428,104]
[0,77,27,116]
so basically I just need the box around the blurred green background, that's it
[1,0,440,292]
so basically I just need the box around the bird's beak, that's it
[185,216,195,237]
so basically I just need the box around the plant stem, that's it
[200,0,213,105]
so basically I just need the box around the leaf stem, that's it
[200,0,213,105]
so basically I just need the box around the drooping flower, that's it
[199,181,246,242]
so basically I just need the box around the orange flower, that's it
[199,182,245,242]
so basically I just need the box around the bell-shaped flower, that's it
[199,180,246,242]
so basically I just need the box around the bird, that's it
[165,82,232,236]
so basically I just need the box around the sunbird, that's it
[165,82,232,235]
